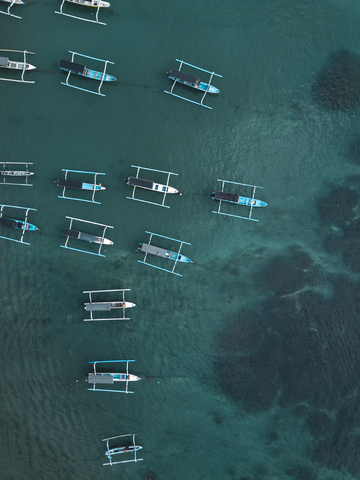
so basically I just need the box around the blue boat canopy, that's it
[169,69,201,86]
[214,191,239,203]
[59,59,85,75]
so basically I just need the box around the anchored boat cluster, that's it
[0,0,269,465]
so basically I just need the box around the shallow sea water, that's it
[2,1,360,479]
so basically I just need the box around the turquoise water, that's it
[3,1,360,479]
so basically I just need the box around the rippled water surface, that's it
[2,1,360,479]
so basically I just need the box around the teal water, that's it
[3,1,360,479]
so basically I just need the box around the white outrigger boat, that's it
[83,288,137,321]
[87,360,140,393]
[127,165,181,208]
[1,162,34,186]
[61,216,114,257]
[0,50,36,83]
[0,0,25,19]
[66,0,109,7]
[55,0,110,25]
[103,434,143,466]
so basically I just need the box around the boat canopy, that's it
[0,57,9,66]
[0,217,19,228]
[140,243,169,258]
[169,69,201,86]
[127,176,153,189]
[85,303,111,311]
[59,59,85,74]
[214,191,239,203]
[87,374,114,384]
[57,178,83,189]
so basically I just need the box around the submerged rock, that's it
[312,49,360,110]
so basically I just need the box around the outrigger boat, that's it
[0,205,38,245]
[87,360,140,394]
[83,289,137,321]
[127,165,181,208]
[1,162,34,186]
[0,0,25,19]
[0,50,36,83]
[165,59,222,109]
[61,217,114,257]
[55,0,110,25]
[137,231,192,276]
[103,434,143,466]
[60,51,115,96]
[211,179,267,221]
[57,169,106,204]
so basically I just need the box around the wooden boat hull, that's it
[138,243,192,263]
[0,170,34,176]
[65,0,110,7]
[168,73,219,93]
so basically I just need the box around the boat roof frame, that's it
[60,51,114,97]
[1,162,34,186]
[60,216,114,257]
[57,169,106,204]
[212,179,263,221]
[0,204,37,245]
[88,359,136,394]
[83,288,134,321]
[138,231,191,277]
[126,165,179,208]
[103,434,143,466]
[0,0,23,19]
[55,0,107,25]
[0,49,35,84]
[164,59,222,110]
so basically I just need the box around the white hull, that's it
[1,61,36,71]
[152,182,179,194]
[66,0,110,7]
[0,0,24,3]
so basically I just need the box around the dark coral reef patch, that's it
[317,186,358,228]
[312,49,360,111]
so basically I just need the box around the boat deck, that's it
[140,243,170,258]
[169,69,201,86]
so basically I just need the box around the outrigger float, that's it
[137,231,192,277]
[165,59,222,109]
[1,162,34,186]
[55,0,110,25]
[87,360,140,394]
[0,0,24,19]
[83,288,136,321]
[103,434,143,466]
[0,50,36,83]
[0,205,38,245]
[127,165,181,208]
[60,51,116,96]
[61,216,114,257]
[56,169,106,204]
[211,179,267,221]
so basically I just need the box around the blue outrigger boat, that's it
[0,205,38,245]
[211,179,267,222]
[137,243,192,263]
[60,51,115,96]
[211,192,267,208]
[165,59,222,109]
[137,231,192,277]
